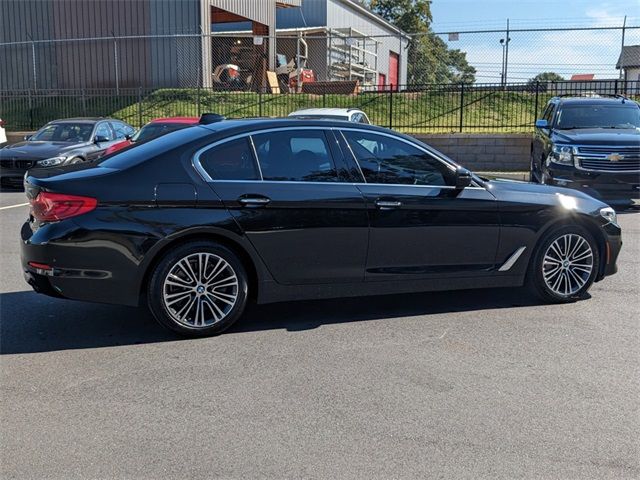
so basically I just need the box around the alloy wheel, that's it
[542,233,593,297]
[162,252,239,328]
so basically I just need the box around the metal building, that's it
[0,0,301,90]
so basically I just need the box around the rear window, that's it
[99,126,209,169]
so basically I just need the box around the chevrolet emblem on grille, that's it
[606,153,624,162]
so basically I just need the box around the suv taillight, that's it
[30,192,97,222]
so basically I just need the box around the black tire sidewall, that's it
[529,224,600,303]
[147,241,248,337]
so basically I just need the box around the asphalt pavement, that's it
[1,189,639,479]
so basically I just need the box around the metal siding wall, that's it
[276,0,327,28]
[326,0,407,85]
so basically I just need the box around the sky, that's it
[429,0,640,82]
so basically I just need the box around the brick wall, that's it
[412,134,532,172]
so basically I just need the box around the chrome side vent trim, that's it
[498,246,527,272]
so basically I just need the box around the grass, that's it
[2,87,566,133]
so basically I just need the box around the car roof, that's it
[149,117,200,124]
[288,108,363,117]
[197,117,389,136]
[553,97,638,107]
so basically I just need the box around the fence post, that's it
[322,92,326,108]
[196,83,201,116]
[534,81,540,121]
[459,83,464,133]
[28,89,34,130]
[614,79,618,95]
[388,86,393,129]
[137,87,143,127]
[81,89,86,116]
[258,88,262,117]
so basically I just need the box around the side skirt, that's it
[256,274,525,304]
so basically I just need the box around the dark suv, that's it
[531,95,640,206]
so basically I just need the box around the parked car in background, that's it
[0,118,7,146]
[0,117,134,187]
[22,118,620,337]
[531,95,640,206]
[288,108,370,124]
[103,117,200,156]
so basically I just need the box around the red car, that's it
[103,117,199,155]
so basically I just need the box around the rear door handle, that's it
[238,195,271,207]
[375,199,402,210]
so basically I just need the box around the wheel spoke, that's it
[542,233,593,297]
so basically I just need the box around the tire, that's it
[527,225,600,303]
[147,241,249,337]
[529,152,539,183]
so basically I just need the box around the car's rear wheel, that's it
[147,241,248,336]
[527,225,599,303]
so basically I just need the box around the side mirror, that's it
[94,135,110,144]
[535,119,549,129]
[454,167,473,190]
[124,133,133,140]
[24,134,32,141]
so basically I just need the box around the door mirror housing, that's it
[535,119,549,129]
[454,167,473,190]
[94,135,110,144]
[24,134,32,141]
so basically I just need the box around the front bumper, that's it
[546,163,640,205]
[0,168,28,187]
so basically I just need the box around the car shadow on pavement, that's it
[1,287,546,355]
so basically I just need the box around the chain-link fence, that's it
[1,24,639,131]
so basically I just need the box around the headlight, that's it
[36,156,67,167]
[599,206,618,225]
[549,145,575,165]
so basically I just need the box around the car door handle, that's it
[375,199,402,210]
[238,196,271,207]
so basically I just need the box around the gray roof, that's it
[616,45,640,69]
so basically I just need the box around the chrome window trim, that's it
[191,125,486,190]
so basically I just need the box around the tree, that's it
[365,0,476,84]
[528,72,565,84]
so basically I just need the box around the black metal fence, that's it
[2,80,638,133]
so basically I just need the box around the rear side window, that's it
[342,130,455,186]
[252,130,338,182]
[199,137,260,180]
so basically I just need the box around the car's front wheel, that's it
[147,241,249,336]
[528,225,599,303]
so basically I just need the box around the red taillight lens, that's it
[30,192,97,222]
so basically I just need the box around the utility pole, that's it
[499,19,510,88]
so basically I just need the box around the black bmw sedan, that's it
[0,117,134,187]
[21,118,622,336]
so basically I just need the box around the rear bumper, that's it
[546,164,640,204]
[20,219,142,307]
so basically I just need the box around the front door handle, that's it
[375,199,402,210]
[238,195,271,207]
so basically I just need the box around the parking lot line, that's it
[0,202,28,210]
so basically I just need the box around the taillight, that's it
[30,192,97,222]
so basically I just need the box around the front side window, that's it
[95,123,114,141]
[342,130,455,186]
[252,130,338,182]
[199,137,260,180]
[542,103,556,125]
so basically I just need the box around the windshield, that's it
[31,122,94,142]
[133,123,192,142]
[556,105,640,129]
